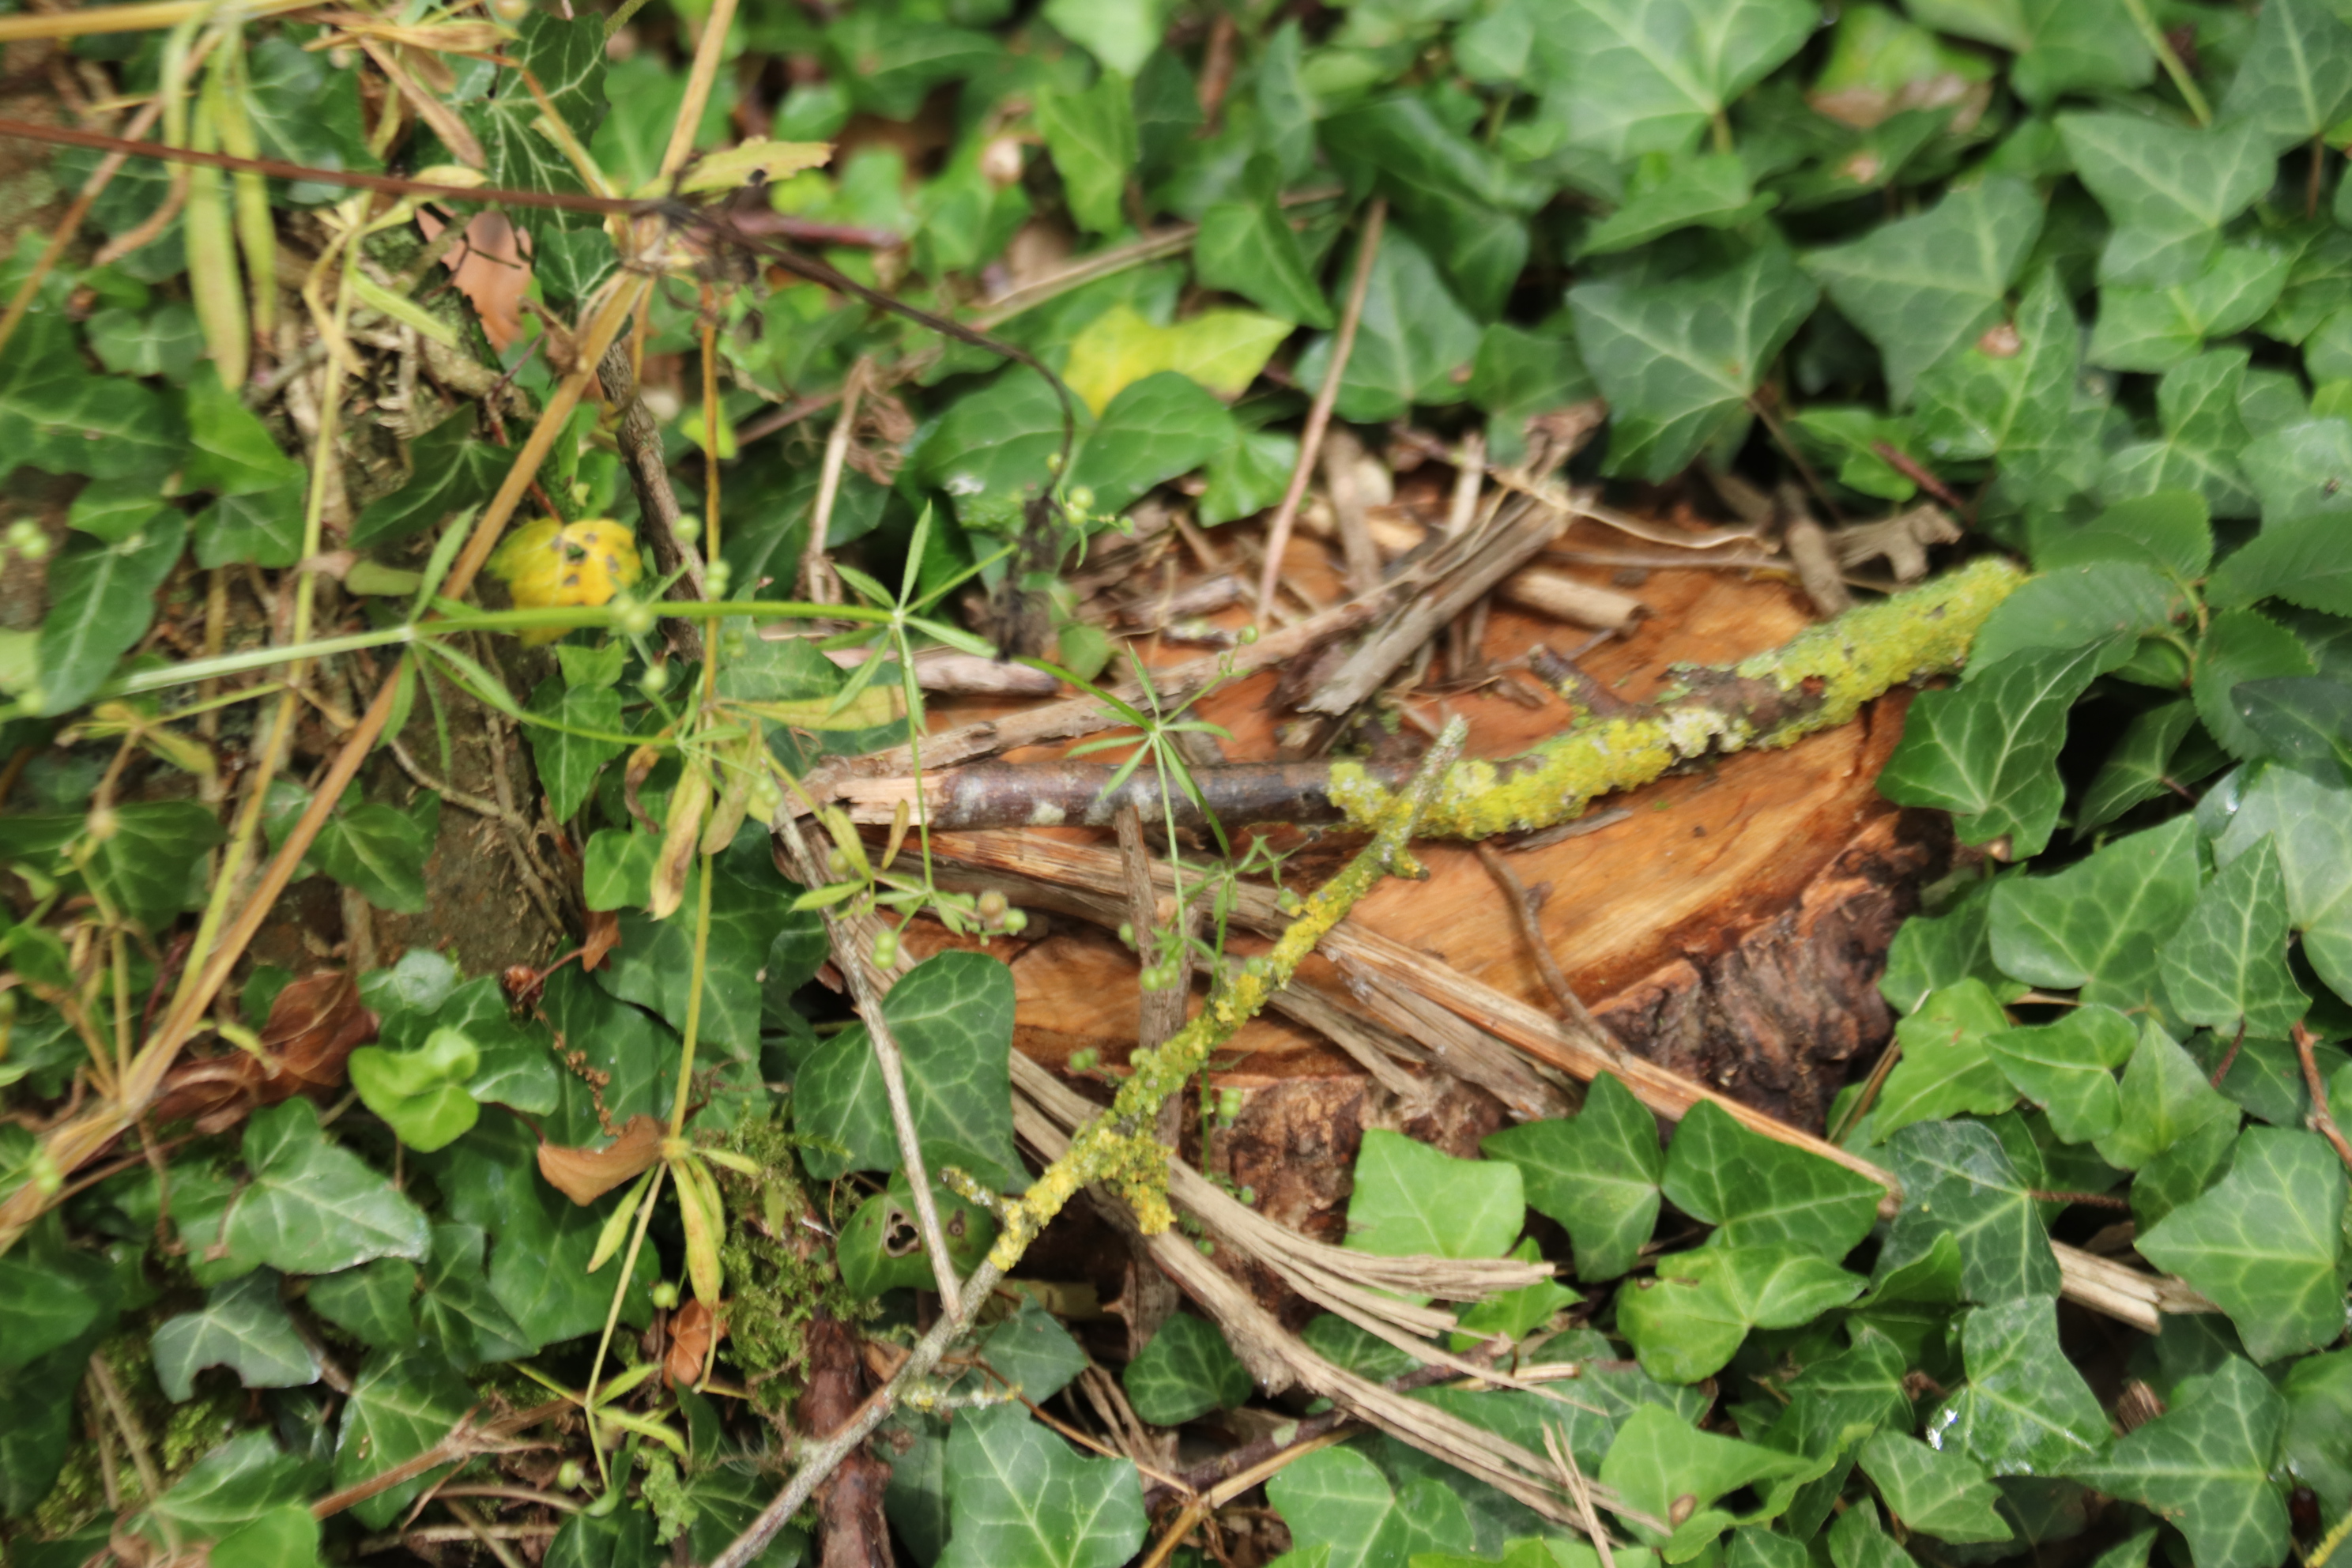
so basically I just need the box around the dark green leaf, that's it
[2161,836,2309,1038]
[152,1270,319,1400]
[143,1430,316,1542]
[86,301,203,383]
[2241,416,2352,526]
[35,511,187,717]
[1857,1430,2012,1543]
[1194,171,1333,327]
[224,1099,432,1276]
[1929,1296,2110,1476]
[937,1404,1147,1568]
[1600,1404,1817,1552]
[1915,267,2078,473]
[0,312,179,481]
[598,858,802,1064]
[1483,1072,1662,1281]
[2088,248,2290,375]
[1295,229,1483,423]
[2065,1358,2290,1568]
[351,412,508,548]
[0,1257,98,1373]
[181,363,303,496]
[86,800,221,933]
[1198,425,1298,525]
[1882,1120,2059,1302]
[194,482,306,569]
[2211,761,2352,1001]
[307,1257,416,1351]
[334,1351,474,1529]
[415,1221,533,1370]
[1548,0,1816,160]
[1581,153,1773,258]
[1068,371,1238,512]
[2054,115,2274,288]
[314,795,438,914]
[2280,1348,2352,1513]
[1906,0,2151,104]
[1661,1099,1884,1256]
[1123,1314,1253,1426]
[914,367,1083,530]
[2138,1127,2348,1363]
[2079,700,2204,835]
[974,1296,1088,1404]
[2210,512,2352,616]
[1038,74,1136,237]
[1880,878,2018,1015]
[2197,608,2320,761]
[1988,816,2203,1017]
[835,1174,1000,1298]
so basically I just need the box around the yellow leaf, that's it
[679,401,737,459]
[662,138,834,197]
[485,518,645,644]
[1060,303,1296,415]
[733,686,906,730]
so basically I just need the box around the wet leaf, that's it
[1928,1296,2110,1476]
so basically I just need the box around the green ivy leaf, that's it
[1928,1296,2110,1476]
[1194,163,1334,328]
[1871,980,2022,1141]
[1267,1442,1476,1568]
[414,1221,534,1370]
[1914,267,2078,475]
[1547,0,1816,160]
[1122,1314,1253,1426]
[1984,1004,2135,1143]
[1483,1072,1662,1281]
[2088,248,2291,375]
[224,1099,431,1277]
[2138,1127,2349,1363]
[2218,0,2352,149]
[142,1430,318,1544]
[209,1503,322,1568]
[1295,230,1483,424]
[974,1296,1089,1404]
[35,512,189,717]
[527,679,627,824]
[1042,0,1165,77]
[2093,1017,2241,1170]
[1879,639,2115,857]
[1660,1099,1885,1255]
[2101,349,2261,516]
[599,857,808,1065]
[2079,700,2205,836]
[349,1027,482,1154]
[85,800,221,934]
[1568,243,1819,481]
[2280,1348,2352,1515]
[1988,816,2203,1017]
[2065,1358,2290,1568]
[2161,836,2311,1038]
[2212,762,2352,1000]
[1805,177,2041,405]
[1856,1430,2012,1544]
[1880,879,2020,1015]
[1038,74,1136,237]
[2196,608,2320,761]
[914,366,1087,530]
[2241,416,2352,526]
[313,795,439,914]
[0,1257,99,1374]
[1581,153,1774,258]
[1344,1128,1524,1270]
[351,411,509,548]
[1068,371,1239,512]
[796,950,1019,1185]
[546,1508,660,1568]
[194,482,306,569]
[1766,1329,1911,1459]
[836,1172,1000,1299]
[1600,1404,1818,1551]
[86,300,204,383]
[2054,114,2274,288]
[0,312,180,481]
[180,362,304,496]
[1200,425,1301,525]
[1453,1236,1581,1348]
[334,1351,475,1529]
[151,1270,320,1401]
[1617,1245,1865,1383]
[307,1257,416,1351]
[1905,0,2152,104]
[938,1404,1148,1568]
[1881,1120,2058,1302]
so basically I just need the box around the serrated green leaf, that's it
[1123,1313,1253,1426]
[1295,229,1483,423]
[1662,1099,1885,1254]
[2210,512,2352,617]
[1483,1072,1661,1281]
[1548,0,1816,160]
[797,950,1018,1185]
[1882,1120,2057,1302]
[1346,1129,1523,1272]
[938,1403,1148,1568]
[2197,608,2320,761]
[2055,114,2274,288]
[1856,1430,2012,1543]
[2099,349,2261,515]
[1871,980,2022,1141]
[1568,244,1819,481]
[152,1270,319,1401]
[1617,1245,1866,1383]
[1927,1296,2110,1476]
[36,512,188,717]
[2065,1358,2289,1568]
[224,1099,430,1276]
[2161,836,2310,1038]
[2218,0,2352,148]
[1984,1004,2134,1143]
[1988,816,2203,1017]
[334,1351,474,1529]
[2093,1018,2241,1170]
[1879,639,2113,857]
[1806,177,2041,405]
[2088,248,2291,375]
[1972,562,2184,679]
[2138,1127,2348,1363]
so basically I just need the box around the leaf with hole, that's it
[152,1270,319,1401]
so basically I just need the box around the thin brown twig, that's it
[1254,198,1386,626]
[1473,842,1611,1054]
[2295,1020,2352,1172]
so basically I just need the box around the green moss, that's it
[712,1111,869,1412]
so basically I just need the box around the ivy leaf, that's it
[1928,1296,2111,1476]
[974,1297,1089,1404]
[87,801,222,934]
[1483,1072,1662,1281]
[2241,416,2352,526]
[2280,1348,2352,1514]
[2211,763,2352,1001]
[1914,266,2078,473]
[2065,1358,2290,1568]
[307,1257,416,1351]
[598,858,805,1063]
[1122,1314,1253,1427]
[209,1504,322,1568]
[1661,1099,1885,1256]
[0,311,180,481]
[2101,349,2261,517]
[1068,371,1240,512]
[1600,1404,1818,1551]
[1805,177,2041,405]
[143,1430,318,1543]
[2093,1018,2241,1170]
[914,366,1086,530]
[526,680,626,825]
[1453,1237,1582,1348]
[2088,248,2291,375]
[546,1509,659,1568]
[1038,74,1136,237]
[938,1404,1148,1568]
[414,1221,533,1370]
[1856,1431,2012,1544]
[86,301,205,383]
[0,1257,99,1373]
[1881,1120,2059,1302]
[334,1351,475,1530]
[1295,230,1483,424]
[2196,608,2320,761]
[1345,1129,1524,1268]
[835,1173,1000,1298]
[2161,836,2310,1038]
[1568,243,1819,481]
[1880,879,2020,1015]
[1548,0,1816,160]
[349,1028,481,1154]
[2218,0,2352,149]
[1195,169,1334,328]
[1768,1329,1911,1459]
[797,950,1019,1185]
[223,1099,432,1277]
[2138,1127,2349,1363]
[1321,98,1542,317]
[1879,639,2115,857]
[1905,0,2151,105]
[2054,114,2275,288]
[351,412,509,548]
[195,482,305,569]
[313,795,439,915]
[1871,980,2022,1141]
[1581,153,1774,257]
[1617,1245,1866,1383]
[1988,816,2203,1018]
[151,1270,320,1401]
[1983,1004,2135,1144]
[2079,700,2205,836]
[180,363,303,496]
[35,512,189,717]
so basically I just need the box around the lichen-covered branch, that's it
[820,557,2028,839]
[973,718,1469,1269]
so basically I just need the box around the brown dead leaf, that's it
[536,1114,665,1204]
[580,909,620,972]
[666,1296,722,1387]
[153,972,375,1133]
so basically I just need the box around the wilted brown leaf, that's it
[153,971,375,1133]
[580,909,620,972]
[665,1296,722,1387]
[535,1114,665,1204]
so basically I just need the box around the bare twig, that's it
[1473,842,1612,1052]
[2296,1020,2352,1172]
[596,338,707,661]
[1256,198,1386,625]
[801,360,866,606]
[1115,805,1187,1053]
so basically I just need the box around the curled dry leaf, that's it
[535,1114,665,1204]
[579,908,621,972]
[152,971,376,1133]
[665,1295,723,1387]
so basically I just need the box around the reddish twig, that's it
[2294,1020,2352,1172]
